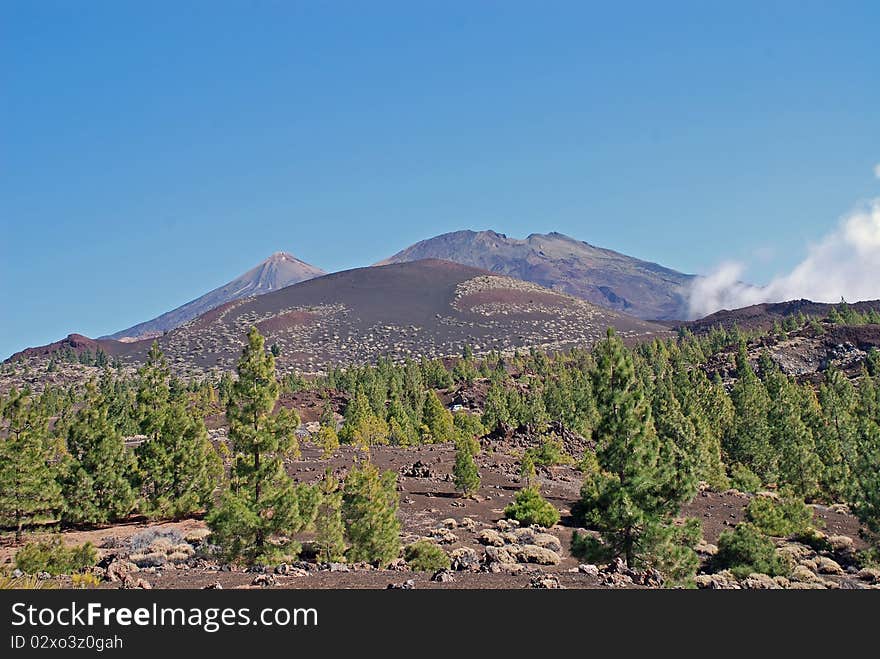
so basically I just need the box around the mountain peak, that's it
[104,252,326,341]
[378,230,694,320]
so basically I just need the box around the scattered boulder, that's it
[251,574,276,587]
[439,518,457,529]
[789,581,827,589]
[496,519,520,531]
[121,575,152,589]
[815,556,844,575]
[400,461,433,478]
[483,545,520,565]
[515,544,561,565]
[105,560,139,583]
[741,573,781,589]
[450,547,480,572]
[529,574,563,589]
[387,579,415,590]
[531,532,562,554]
[578,564,600,576]
[856,567,880,583]
[790,565,822,583]
[694,571,741,590]
[777,542,813,563]
[459,517,477,532]
[827,535,854,553]
[430,528,458,544]
[695,540,718,557]
[477,529,506,547]
[431,569,455,583]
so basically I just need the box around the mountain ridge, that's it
[376,230,694,320]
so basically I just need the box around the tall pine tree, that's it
[206,328,302,563]
[577,329,699,580]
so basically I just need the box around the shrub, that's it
[404,541,450,572]
[71,572,101,589]
[15,538,98,575]
[714,522,788,579]
[746,492,813,537]
[452,438,481,497]
[527,435,573,467]
[729,463,761,493]
[571,530,609,563]
[504,487,560,528]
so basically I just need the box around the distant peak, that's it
[267,251,293,261]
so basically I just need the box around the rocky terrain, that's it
[682,298,880,334]
[2,440,875,590]
[702,321,880,384]
[105,251,325,342]
[377,230,695,320]
[4,260,666,381]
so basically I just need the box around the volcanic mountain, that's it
[376,230,695,320]
[105,252,325,341]
[13,260,666,375]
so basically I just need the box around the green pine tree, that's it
[421,390,455,443]
[342,460,401,566]
[314,469,346,563]
[206,328,302,563]
[577,329,699,580]
[0,393,63,540]
[60,381,137,524]
[453,437,481,497]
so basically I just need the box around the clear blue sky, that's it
[2,1,879,358]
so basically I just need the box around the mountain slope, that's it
[106,252,325,341]
[376,230,694,320]
[94,259,666,374]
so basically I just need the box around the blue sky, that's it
[2,1,879,358]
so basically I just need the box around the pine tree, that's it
[764,369,823,499]
[339,391,388,447]
[453,437,481,496]
[482,380,511,432]
[578,329,698,577]
[342,460,401,566]
[314,469,346,562]
[0,393,63,540]
[421,390,454,443]
[135,341,170,441]
[137,396,222,518]
[725,343,775,483]
[816,367,859,499]
[60,381,137,524]
[206,327,302,563]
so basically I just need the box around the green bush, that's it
[571,530,609,563]
[729,463,761,493]
[527,435,573,467]
[504,487,560,528]
[746,492,813,537]
[403,541,450,572]
[714,523,788,579]
[15,537,98,576]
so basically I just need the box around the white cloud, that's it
[874,163,880,179]
[688,198,880,318]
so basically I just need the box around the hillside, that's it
[105,252,325,341]
[377,230,694,320]
[8,260,666,377]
